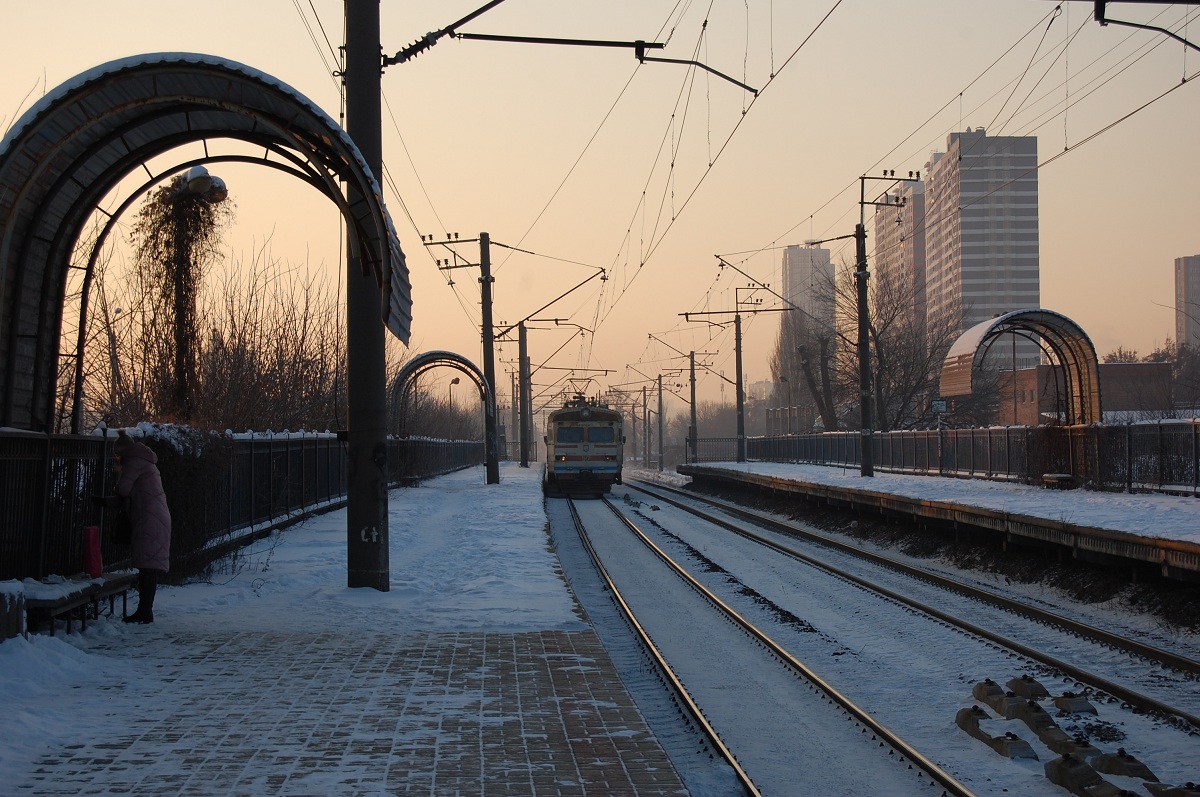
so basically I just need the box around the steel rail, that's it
[565,499,762,797]
[598,496,980,797]
[627,479,1200,731]
[629,478,1200,674]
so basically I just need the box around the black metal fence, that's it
[691,420,1200,495]
[0,430,484,582]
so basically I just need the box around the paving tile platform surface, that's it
[15,629,689,797]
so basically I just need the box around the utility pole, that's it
[681,288,786,464]
[689,351,697,464]
[511,368,519,460]
[519,322,531,467]
[344,0,389,591]
[856,171,921,477]
[642,385,649,468]
[478,233,500,484]
[734,313,745,462]
[427,233,501,483]
[657,374,664,472]
[854,221,872,478]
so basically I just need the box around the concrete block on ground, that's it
[1007,674,1051,699]
[972,678,1027,718]
[1092,748,1158,782]
[1045,754,1137,797]
[955,706,1038,760]
[1054,692,1098,715]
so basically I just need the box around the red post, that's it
[83,526,102,579]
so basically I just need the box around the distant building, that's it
[1175,254,1200,348]
[873,178,927,329]
[996,362,1172,425]
[925,129,1040,364]
[781,244,834,333]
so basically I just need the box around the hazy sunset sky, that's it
[3,1,1198,411]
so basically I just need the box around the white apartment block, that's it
[872,179,927,329]
[781,244,834,335]
[924,129,1040,362]
[1176,254,1200,348]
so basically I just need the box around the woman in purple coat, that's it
[113,430,172,624]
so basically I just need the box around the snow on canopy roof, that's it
[0,52,410,429]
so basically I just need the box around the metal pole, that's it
[511,369,519,461]
[657,374,664,472]
[519,322,531,467]
[643,385,650,468]
[689,351,698,464]
[735,313,746,463]
[344,0,389,590]
[855,222,873,477]
[479,233,500,484]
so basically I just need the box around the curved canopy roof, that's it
[939,309,1102,425]
[0,53,411,429]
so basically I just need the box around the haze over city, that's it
[2,0,1197,412]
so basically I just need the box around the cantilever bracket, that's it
[1094,1,1200,54]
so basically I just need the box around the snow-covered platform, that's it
[678,462,1200,581]
[0,464,687,796]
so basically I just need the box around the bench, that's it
[24,572,139,636]
[1041,473,1078,490]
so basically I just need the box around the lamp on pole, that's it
[449,376,460,412]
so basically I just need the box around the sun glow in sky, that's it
[3,1,1198,413]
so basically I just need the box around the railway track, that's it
[626,477,1200,732]
[558,482,1200,796]
[566,495,979,797]
[630,479,1200,671]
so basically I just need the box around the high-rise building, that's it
[1175,254,1200,348]
[924,128,1040,363]
[781,244,834,334]
[872,179,927,330]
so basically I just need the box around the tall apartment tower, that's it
[781,244,834,333]
[1176,254,1200,348]
[872,179,927,330]
[925,129,1040,362]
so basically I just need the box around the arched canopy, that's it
[395,350,500,483]
[939,309,1102,425]
[395,351,495,415]
[0,53,412,430]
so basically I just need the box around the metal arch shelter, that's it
[394,351,500,484]
[939,309,1103,425]
[0,53,412,431]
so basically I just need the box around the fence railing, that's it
[0,430,485,582]
[690,420,1200,495]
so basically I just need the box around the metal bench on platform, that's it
[24,573,138,636]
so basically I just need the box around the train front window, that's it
[587,427,615,443]
[557,427,584,443]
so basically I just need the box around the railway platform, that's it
[678,462,1200,581]
[3,464,690,797]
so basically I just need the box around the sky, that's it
[3,462,1197,795]
[2,1,1198,414]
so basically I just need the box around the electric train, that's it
[542,395,624,498]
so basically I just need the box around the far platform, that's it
[676,462,1200,581]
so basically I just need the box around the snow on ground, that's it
[2,459,1197,793]
[0,463,581,782]
[668,461,1200,544]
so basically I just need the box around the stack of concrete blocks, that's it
[961,675,1181,797]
